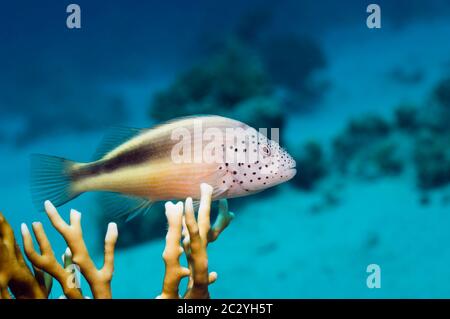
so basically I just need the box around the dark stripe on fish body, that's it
[71,141,172,181]
[70,116,242,182]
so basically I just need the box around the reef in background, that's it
[149,41,284,131]
[148,9,329,129]
[288,75,450,212]
[117,18,329,248]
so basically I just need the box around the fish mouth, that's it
[283,166,297,181]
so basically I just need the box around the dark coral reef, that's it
[291,141,328,191]
[291,75,450,201]
[332,114,392,174]
[149,42,282,131]
[148,9,328,130]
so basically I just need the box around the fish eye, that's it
[261,145,271,156]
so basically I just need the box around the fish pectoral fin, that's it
[192,200,201,211]
[212,184,229,200]
[191,184,228,211]
[97,192,154,222]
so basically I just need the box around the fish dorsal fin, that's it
[97,192,154,222]
[92,115,232,161]
[93,126,146,160]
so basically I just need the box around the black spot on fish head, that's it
[235,137,297,193]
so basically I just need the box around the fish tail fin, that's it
[30,154,82,210]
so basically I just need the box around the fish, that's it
[30,115,296,219]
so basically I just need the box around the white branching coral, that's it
[158,183,235,299]
[1,183,233,299]
[21,201,118,299]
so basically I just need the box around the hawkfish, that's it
[31,115,296,219]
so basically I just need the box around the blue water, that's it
[1,1,450,298]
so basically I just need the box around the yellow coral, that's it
[158,183,234,299]
[0,212,47,299]
[0,182,232,299]
[21,201,118,299]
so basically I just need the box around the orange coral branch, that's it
[157,202,190,299]
[21,222,83,299]
[21,201,118,299]
[158,183,234,299]
[0,212,46,299]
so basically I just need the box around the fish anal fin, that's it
[97,192,154,222]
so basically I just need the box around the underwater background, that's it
[1,0,450,298]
